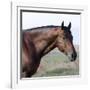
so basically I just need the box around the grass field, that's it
[32,45,79,77]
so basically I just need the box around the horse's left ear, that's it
[61,21,64,30]
[68,22,71,30]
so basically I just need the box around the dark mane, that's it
[23,25,72,35]
[23,25,60,31]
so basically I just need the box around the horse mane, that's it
[23,25,72,35]
[23,25,60,31]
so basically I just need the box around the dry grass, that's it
[32,45,79,77]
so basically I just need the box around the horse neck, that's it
[41,41,56,57]
[29,28,59,58]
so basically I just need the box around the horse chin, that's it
[70,58,76,62]
[67,56,75,62]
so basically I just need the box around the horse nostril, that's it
[72,53,74,58]
[72,52,77,60]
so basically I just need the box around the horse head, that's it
[56,21,77,61]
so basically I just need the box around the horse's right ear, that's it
[68,22,71,30]
[61,21,64,29]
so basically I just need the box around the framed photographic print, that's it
[11,2,87,88]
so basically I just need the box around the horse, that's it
[22,21,77,77]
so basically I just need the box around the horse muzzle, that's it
[67,51,77,62]
[71,52,77,61]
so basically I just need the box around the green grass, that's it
[44,68,79,76]
[33,47,79,77]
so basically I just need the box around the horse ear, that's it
[61,21,64,29]
[68,22,71,30]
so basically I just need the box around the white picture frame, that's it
[11,2,87,89]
